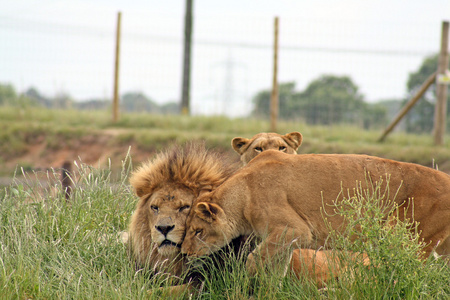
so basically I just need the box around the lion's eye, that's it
[194,229,203,236]
[279,146,286,151]
[150,205,159,212]
[179,205,190,212]
[254,147,263,153]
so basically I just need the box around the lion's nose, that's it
[156,225,175,235]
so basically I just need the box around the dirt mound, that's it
[3,132,154,175]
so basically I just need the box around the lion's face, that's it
[146,185,195,256]
[128,142,239,274]
[181,201,230,257]
[232,132,302,165]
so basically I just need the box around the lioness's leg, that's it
[246,225,312,276]
[416,214,450,261]
[290,249,370,288]
[290,249,341,288]
[435,236,450,263]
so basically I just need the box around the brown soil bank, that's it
[1,129,449,183]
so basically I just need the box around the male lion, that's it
[128,142,238,282]
[181,150,450,275]
[231,131,302,165]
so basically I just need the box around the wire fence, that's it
[0,12,443,117]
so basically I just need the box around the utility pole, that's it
[180,0,193,115]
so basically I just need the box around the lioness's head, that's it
[128,142,238,270]
[232,132,302,165]
[181,201,231,257]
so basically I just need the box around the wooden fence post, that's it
[270,16,279,132]
[378,72,437,142]
[180,0,193,115]
[433,21,449,145]
[112,11,122,123]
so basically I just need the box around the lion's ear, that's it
[231,137,251,154]
[135,187,147,198]
[283,132,303,151]
[195,202,224,223]
[198,186,213,198]
[130,174,153,197]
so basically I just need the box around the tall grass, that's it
[323,176,450,299]
[0,155,152,298]
[1,154,449,299]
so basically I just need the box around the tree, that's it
[25,87,51,107]
[53,92,74,109]
[160,102,179,114]
[291,75,367,125]
[0,83,17,105]
[404,54,450,133]
[251,82,296,119]
[250,76,386,128]
[76,98,110,110]
[121,92,159,113]
[0,83,40,107]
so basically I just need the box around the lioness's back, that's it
[245,150,450,201]
[247,150,449,190]
[241,150,450,255]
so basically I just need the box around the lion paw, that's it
[246,253,258,276]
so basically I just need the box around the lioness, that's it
[128,142,238,283]
[232,132,302,165]
[181,150,450,275]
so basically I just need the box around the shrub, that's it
[324,175,450,299]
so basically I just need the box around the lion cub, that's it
[232,132,302,165]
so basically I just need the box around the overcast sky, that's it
[1,0,449,116]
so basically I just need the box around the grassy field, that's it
[1,158,449,299]
[1,106,450,298]
[1,106,450,175]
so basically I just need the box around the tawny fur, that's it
[232,132,302,165]
[128,142,238,277]
[290,249,370,288]
[182,150,450,275]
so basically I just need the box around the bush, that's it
[324,175,450,299]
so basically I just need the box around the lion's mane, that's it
[128,142,238,275]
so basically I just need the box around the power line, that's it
[0,15,113,38]
[194,39,432,57]
[0,15,434,57]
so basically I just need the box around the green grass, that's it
[1,154,449,299]
[2,106,450,177]
[0,157,145,298]
[324,176,450,299]
[0,107,450,157]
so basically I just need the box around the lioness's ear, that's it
[231,137,251,155]
[283,132,303,151]
[195,202,224,223]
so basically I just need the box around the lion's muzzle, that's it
[156,224,175,236]
[160,239,182,248]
